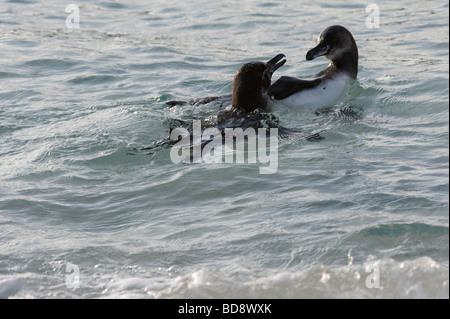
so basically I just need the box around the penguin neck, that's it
[327,49,358,79]
[232,83,268,113]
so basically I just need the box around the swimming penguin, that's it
[268,25,358,109]
[140,54,321,153]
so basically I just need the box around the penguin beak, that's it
[306,43,330,60]
[266,54,287,74]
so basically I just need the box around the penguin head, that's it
[232,54,286,112]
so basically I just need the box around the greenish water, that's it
[0,0,448,298]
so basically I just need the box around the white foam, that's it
[1,257,447,299]
[0,276,28,299]
[96,256,449,299]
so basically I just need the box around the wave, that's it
[2,256,447,299]
[108,257,448,299]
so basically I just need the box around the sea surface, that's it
[0,0,448,299]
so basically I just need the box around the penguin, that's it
[268,25,358,109]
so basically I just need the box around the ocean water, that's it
[0,0,448,299]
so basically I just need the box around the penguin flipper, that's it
[268,76,321,100]
[166,94,232,107]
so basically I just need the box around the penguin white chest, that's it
[280,74,350,109]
